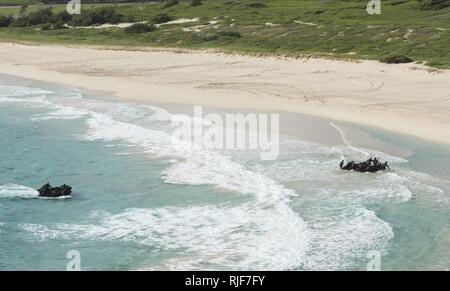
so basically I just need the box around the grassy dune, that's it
[0,0,37,6]
[0,0,449,68]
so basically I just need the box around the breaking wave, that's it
[5,84,444,270]
[0,184,38,198]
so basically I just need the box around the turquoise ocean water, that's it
[0,74,449,270]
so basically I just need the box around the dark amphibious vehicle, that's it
[38,183,72,198]
[340,157,389,173]
[34,159,386,198]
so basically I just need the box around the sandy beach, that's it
[1,42,449,145]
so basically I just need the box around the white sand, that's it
[0,42,449,145]
[158,18,199,26]
[71,18,199,29]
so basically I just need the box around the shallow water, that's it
[0,74,449,270]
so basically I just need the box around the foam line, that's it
[330,122,370,157]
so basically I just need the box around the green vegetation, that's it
[163,0,179,9]
[151,12,171,24]
[217,30,240,38]
[418,0,450,10]
[0,0,36,6]
[0,0,449,68]
[68,6,123,26]
[380,54,414,64]
[190,0,202,7]
[10,6,53,26]
[2,6,124,26]
[0,14,12,26]
[246,2,267,8]
[125,22,155,33]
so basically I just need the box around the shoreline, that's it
[1,42,449,146]
[139,102,417,159]
[0,71,417,159]
[0,70,419,165]
[2,61,450,271]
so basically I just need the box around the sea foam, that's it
[20,204,310,270]
[7,84,443,270]
[0,184,39,198]
[0,85,54,98]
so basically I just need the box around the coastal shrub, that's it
[21,7,54,26]
[87,7,122,24]
[198,16,210,25]
[152,13,172,24]
[39,20,66,31]
[125,23,156,33]
[53,19,67,29]
[190,0,202,6]
[122,14,136,23]
[163,0,179,9]
[40,23,52,30]
[202,31,241,41]
[68,12,90,27]
[305,9,326,15]
[0,15,13,27]
[19,4,28,15]
[54,10,72,23]
[417,0,450,10]
[3,7,74,28]
[223,1,238,5]
[9,16,27,27]
[388,0,409,6]
[217,31,241,38]
[247,2,267,8]
[69,7,123,26]
[68,14,91,27]
[202,32,218,41]
[380,55,414,64]
[9,7,54,27]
